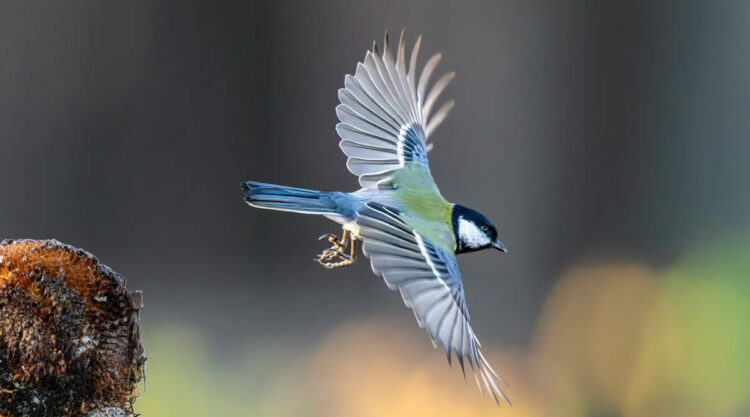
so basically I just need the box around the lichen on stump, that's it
[0,239,145,417]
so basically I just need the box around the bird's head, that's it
[452,204,507,254]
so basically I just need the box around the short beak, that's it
[491,240,508,253]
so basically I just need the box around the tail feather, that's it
[241,181,338,215]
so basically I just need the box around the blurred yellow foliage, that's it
[625,236,750,417]
[306,320,541,417]
[533,263,657,416]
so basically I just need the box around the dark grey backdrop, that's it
[1,1,748,353]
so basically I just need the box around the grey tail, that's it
[241,181,338,215]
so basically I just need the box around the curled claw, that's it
[316,247,351,266]
[317,250,353,269]
[314,229,357,269]
[322,248,350,260]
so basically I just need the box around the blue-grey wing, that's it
[356,202,510,405]
[336,31,455,189]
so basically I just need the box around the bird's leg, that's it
[315,229,357,268]
[319,230,349,252]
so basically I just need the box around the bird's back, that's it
[364,162,454,253]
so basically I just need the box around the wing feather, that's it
[418,53,442,100]
[423,72,455,120]
[426,100,455,137]
[344,75,401,128]
[379,36,410,118]
[346,158,400,176]
[336,124,394,148]
[336,32,455,188]
[374,41,411,121]
[338,89,400,135]
[339,141,397,160]
[353,63,403,125]
[365,49,408,124]
[336,105,397,140]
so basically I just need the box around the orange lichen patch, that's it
[0,239,145,417]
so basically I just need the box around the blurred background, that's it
[2,1,749,416]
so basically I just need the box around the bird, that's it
[241,31,511,405]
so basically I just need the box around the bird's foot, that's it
[315,231,356,269]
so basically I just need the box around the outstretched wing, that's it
[356,202,510,405]
[336,31,455,189]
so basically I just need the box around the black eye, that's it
[480,225,489,233]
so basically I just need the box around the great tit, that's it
[242,31,510,404]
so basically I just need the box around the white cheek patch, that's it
[458,217,491,249]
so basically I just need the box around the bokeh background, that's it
[2,1,749,416]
